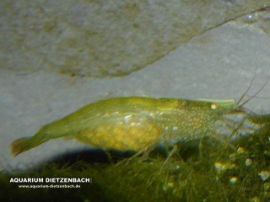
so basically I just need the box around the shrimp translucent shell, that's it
[10,97,240,156]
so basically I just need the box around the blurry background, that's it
[0,0,270,172]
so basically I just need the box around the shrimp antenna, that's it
[237,74,269,108]
[236,74,256,106]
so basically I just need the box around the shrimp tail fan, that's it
[11,137,35,156]
[10,129,49,156]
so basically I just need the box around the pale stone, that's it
[1,0,270,77]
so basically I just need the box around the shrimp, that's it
[10,97,243,157]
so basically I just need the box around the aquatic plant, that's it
[1,112,269,201]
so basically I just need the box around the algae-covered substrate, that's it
[0,114,269,202]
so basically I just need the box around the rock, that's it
[1,0,270,77]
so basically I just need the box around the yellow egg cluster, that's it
[77,121,160,151]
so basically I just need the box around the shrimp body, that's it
[11,97,239,156]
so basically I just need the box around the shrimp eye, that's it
[211,104,217,110]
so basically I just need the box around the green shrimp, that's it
[10,97,242,156]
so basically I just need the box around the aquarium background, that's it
[0,0,270,201]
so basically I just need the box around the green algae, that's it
[1,114,269,201]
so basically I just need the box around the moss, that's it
[1,114,269,201]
